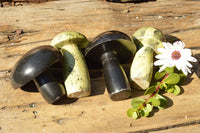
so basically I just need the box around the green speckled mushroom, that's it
[51,31,91,98]
[132,26,165,54]
[130,27,165,90]
[130,46,154,90]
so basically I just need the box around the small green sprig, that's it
[127,67,186,119]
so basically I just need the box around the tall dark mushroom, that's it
[84,31,137,101]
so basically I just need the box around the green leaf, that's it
[173,85,181,95]
[140,104,153,117]
[139,110,145,117]
[153,82,162,88]
[127,108,134,117]
[146,103,153,112]
[132,111,139,119]
[131,98,145,109]
[158,99,167,109]
[159,82,164,90]
[154,82,164,91]
[163,83,168,89]
[127,108,138,119]
[148,97,161,107]
[139,109,148,117]
[155,94,167,109]
[167,88,174,93]
[144,86,156,95]
[154,71,166,80]
[164,73,180,84]
[178,73,186,85]
[166,85,174,93]
[165,67,174,74]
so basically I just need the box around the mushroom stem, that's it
[33,71,65,104]
[61,44,91,98]
[130,47,154,90]
[101,51,131,100]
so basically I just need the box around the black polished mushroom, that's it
[10,45,65,104]
[84,31,137,101]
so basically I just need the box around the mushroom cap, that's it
[132,27,165,53]
[84,30,137,68]
[50,31,89,50]
[10,45,62,90]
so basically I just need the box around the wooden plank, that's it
[0,0,200,132]
[151,124,200,133]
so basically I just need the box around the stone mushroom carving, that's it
[51,31,91,98]
[10,46,65,104]
[132,26,165,54]
[130,27,165,90]
[84,30,137,101]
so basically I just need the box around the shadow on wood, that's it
[147,95,174,118]
[21,80,38,92]
[165,34,181,43]
[192,53,200,79]
[53,96,78,105]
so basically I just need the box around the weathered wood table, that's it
[0,0,200,132]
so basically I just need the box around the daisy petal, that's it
[159,64,169,72]
[173,42,181,50]
[173,41,185,50]
[181,66,188,75]
[154,59,165,66]
[181,63,191,75]
[155,54,169,60]
[181,50,192,59]
[163,42,174,49]
[186,61,192,68]
[157,48,166,53]
[175,61,182,70]
[182,48,191,56]
[186,56,197,62]
[170,60,176,67]
[186,67,191,74]
[181,41,185,48]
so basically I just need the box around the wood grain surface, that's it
[0,0,200,132]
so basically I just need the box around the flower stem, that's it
[139,73,170,109]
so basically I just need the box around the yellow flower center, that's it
[171,50,181,60]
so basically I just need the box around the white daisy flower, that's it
[154,41,197,75]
